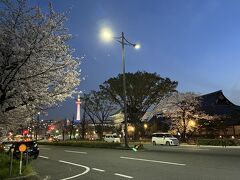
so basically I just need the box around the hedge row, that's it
[197,139,240,146]
[37,141,122,148]
[0,153,33,179]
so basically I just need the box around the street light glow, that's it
[134,43,141,49]
[100,27,113,42]
[189,120,196,127]
[128,125,135,132]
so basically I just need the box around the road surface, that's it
[32,144,240,180]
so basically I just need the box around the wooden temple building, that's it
[198,90,240,137]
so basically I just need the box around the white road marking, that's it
[120,156,186,166]
[114,173,133,179]
[59,160,90,180]
[92,168,105,172]
[42,176,51,180]
[39,155,49,159]
[64,150,87,154]
[40,147,51,150]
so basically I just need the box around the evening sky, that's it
[32,0,240,120]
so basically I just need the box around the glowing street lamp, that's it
[134,43,141,49]
[100,28,140,49]
[100,27,114,42]
[189,120,196,127]
[128,125,135,132]
[100,27,140,148]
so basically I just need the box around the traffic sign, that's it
[19,144,27,152]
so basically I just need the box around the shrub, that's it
[38,140,122,148]
[197,139,240,146]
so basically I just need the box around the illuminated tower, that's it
[76,94,81,121]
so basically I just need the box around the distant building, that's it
[110,110,124,125]
[198,90,240,137]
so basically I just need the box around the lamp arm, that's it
[123,36,136,46]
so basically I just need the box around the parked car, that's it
[9,141,39,159]
[0,141,15,152]
[104,134,121,143]
[152,133,179,146]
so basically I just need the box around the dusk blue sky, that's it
[32,0,240,120]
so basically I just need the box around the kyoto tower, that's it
[76,94,81,121]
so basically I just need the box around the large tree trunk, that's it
[69,131,72,140]
[62,130,65,141]
[81,127,85,140]
[181,112,187,142]
[81,109,86,140]
[133,123,143,141]
[182,125,186,140]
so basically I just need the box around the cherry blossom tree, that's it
[0,0,80,127]
[151,92,212,141]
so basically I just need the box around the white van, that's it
[152,133,179,146]
[104,134,120,143]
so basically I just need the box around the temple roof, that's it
[199,90,240,125]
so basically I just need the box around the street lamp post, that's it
[120,32,140,148]
[100,28,140,148]
[121,32,128,148]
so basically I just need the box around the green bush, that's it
[0,153,34,179]
[38,140,122,148]
[197,139,240,146]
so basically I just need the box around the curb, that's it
[6,173,41,180]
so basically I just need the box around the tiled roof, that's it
[199,90,240,125]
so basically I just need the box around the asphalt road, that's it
[32,144,240,180]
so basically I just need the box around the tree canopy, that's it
[0,0,80,127]
[100,71,178,139]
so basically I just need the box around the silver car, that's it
[104,134,121,143]
[152,133,179,146]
